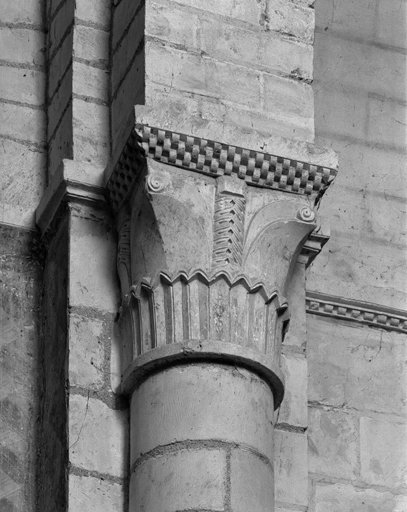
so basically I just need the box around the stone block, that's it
[313,482,407,512]
[48,67,72,137]
[0,27,45,67]
[112,9,145,93]
[69,394,128,477]
[360,416,407,488]
[367,96,407,150]
[308,407,358,480]
[1,67,45,106]
[48,34,73,98]
[73,61,109,102]
[314,86,369,141]
[174,0,262,25]
[131,364,274,464]
[315,34,407,102]
[72,98,109,140]
[68,314,105,389]
[48,103,72,178]
[146,1,197,49]
[0,138,45,227]
[285,262,306,349]
[231,448,274,512]
[278,353,307,428]
[0,102,46,144]
[73,25,109,67]
[307,316,407,416]
[137,91,338,168]
[274,430,307,507]
[3,0,43,24]
[262,73,314,142]
[72,98,110,165]
[69,207,119,313]
[111,52,144,153]
[315,0,376,42]
[130,449,226,511]
[200,16,313,80]
[267,0,315,42]
[376,0,407,49]
[48,0,73,55]
[69,474,124,512]
[75,0,111,28]
[112,0,144,49]
[146,42,262,110]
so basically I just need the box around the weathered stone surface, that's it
[72,100,110,165]
[174,0,262,25]
[69,394,128,478]
[112,0,144,48]
[231,449,274,512]
[131,363,275,464]
[266,0,315,42]
[147,0,313,79]
[73,61,109,103]
[130,449,226,511]
[278,353,307,427]
[0,103,46,144]
[73,25,109,66]
[112,10,144,93]
[308,407,358,480]
[0,224,42,512]
[313,482,407,512]
[75,0,111,28]
[1,67,45,106]
[38,215,69,512]
[308,315,407,415]
[68,314,105,389]
[69,213,119,313]
[0,138,45,228]
[69,474,124,512]
[309,0,407,312]
[3,0,43,24]
[360,416,407,488]
[0,27,45,66]
[274,430,308,506]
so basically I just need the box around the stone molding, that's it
[107,124,338,214]
[120,269,289,367]
[36,159,107,234]
[306,291,407,333]
[121,340,285,409]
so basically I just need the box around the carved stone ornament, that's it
[108,120,337,402]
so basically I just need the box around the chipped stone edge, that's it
[306,291,407,333]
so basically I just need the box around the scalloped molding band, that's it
[306,291,407,333]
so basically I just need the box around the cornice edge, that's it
[306,291,407,333]
[106,124,338,215]
[36,159,108,234]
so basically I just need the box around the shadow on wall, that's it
[309,0,407,311]
[308,0,407,510]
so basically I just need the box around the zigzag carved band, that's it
[306,291,407,333]
[107,124,338,213]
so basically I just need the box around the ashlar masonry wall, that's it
[307,0,407,509]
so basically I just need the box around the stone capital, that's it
[106,110,337,403]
